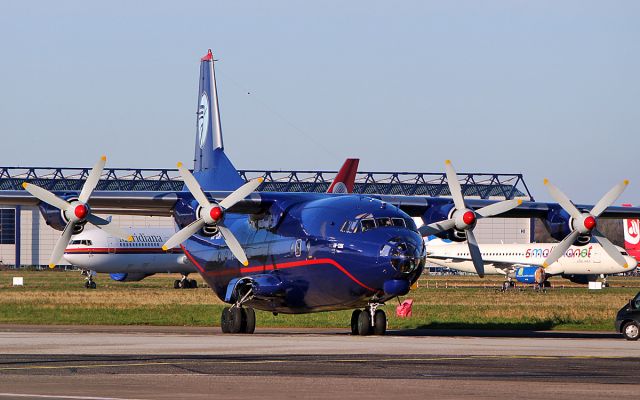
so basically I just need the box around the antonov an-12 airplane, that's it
[64,159,360,289]
[425,237,637,286]
[2,49,640,335]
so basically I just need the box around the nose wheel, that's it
[221,306,256,334]
[351,304,386,336]
[81,270,97,289]
[173,275,198,289]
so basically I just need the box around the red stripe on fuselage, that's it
[180,245,375,292]
[64,247,183,254]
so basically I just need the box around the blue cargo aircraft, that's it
[2,49,639,335]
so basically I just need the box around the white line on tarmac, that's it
[0,394,145,400]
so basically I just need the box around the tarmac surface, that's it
[0,325,638,399]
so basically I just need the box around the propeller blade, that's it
[444,160,466,211]
[219,178,264,210]
[22,183,70,210]
[218,224,249,266]
[49,222,76,268]
[78,156,106,203]
[466,230,484,278]
[590,180,629,217]
[86,214,133,242]
[419,218,456,236]
[543,230,580,267]
[593,229,629,268]
[162,219,206,251]
[177,162,211,207]
[544,179,582,219]
[476,199,522,218]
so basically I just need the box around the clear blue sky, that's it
[0,1,638,204]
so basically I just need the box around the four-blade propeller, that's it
[22,156,132,268]
[419,160,522,277]
[161,162,263,266]
[542,179,630,269]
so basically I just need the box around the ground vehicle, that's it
[615,291,640,340]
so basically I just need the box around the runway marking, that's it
[0,393,145,400]
[0,354,633,372]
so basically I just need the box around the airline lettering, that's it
[626,219,640,245]
[119,233,164,244]
[525,246,592,259]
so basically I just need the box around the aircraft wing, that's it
[376,195,640,219]
[2,189,640,220]
[0,190,269,217]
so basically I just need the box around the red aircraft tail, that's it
[326,159,359,194]
[622,204,640,261]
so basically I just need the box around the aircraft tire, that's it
[357,309,371,336]
[89,281,97,289]
[221,307,231,333]
[84,281,90,289]
[350,310,361,335]
[373,309,386,335]
[189,279,198,289]
[623,321,640,341]
[173,280,180,289]
[241,308,256,334]
[228,307,243,333]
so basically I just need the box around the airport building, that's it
[0,166,534,267]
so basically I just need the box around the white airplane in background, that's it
[63,158,361,289]
[64,227,193,289]
[425,237,637,286]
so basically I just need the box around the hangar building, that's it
[0,166,533,267]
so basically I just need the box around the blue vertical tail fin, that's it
[193,49,244,191]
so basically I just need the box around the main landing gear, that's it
[174,274,198,289]
[351,304,386,336]
[220,288,255,334]
[81,270,97,289]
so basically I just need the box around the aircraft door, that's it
[592,247,601,263]
[107,237,116,255]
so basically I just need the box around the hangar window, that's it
[0,209,16,245]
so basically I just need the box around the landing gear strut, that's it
[351,304,386,336]
[81,270,97,289]
[173,274,197,289]
[220,288,255,334]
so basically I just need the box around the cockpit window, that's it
[376,217,393,227]
[340,220,359,233]
[341,216,418,233]
[621,251,629,256]
[69,240,92,246]
[360,219,376,232]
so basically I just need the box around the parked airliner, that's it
[2,49,640,335]
[64,227,190,289]
[425,237,637,286]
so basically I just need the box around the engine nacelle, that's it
[512,266,546,284]
[421,203,467,242]
[561,273,597,285]
[38,200,87,232]
[109,273,153,282]
[543,207,590,246]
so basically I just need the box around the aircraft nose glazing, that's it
[380,238,422,274]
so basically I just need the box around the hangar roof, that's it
[0,167,532,200]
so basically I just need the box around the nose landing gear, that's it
[351,304,387,336]
[220,288,256,334]
[81,270,97,289]
[173,274,198,289]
